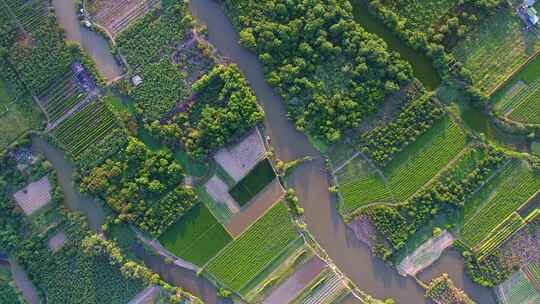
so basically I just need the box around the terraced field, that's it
[205,202,299,291]
[51,100,118,157]
[461,160,540,248]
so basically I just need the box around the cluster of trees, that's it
[366,0,505,99]
[0,280,23,303]
[81,137,196,237]
[360,93,445,167]
[0,6,103,99]
[82,232,201,303]
[425,274,475,304]
[364,145,506,256]
[223,0,412,143]
[116,3,193,68]
[131,58,188,122]
[148,64,264,160]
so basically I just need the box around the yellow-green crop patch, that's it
[461,160,540,248]
[205,202,298,292]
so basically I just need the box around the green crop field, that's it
[52,100,119,158]
[506,79,540,124]
[1,0,47,33]
[229,158,276,206]
[39,73,86,123]
[474,212,525,260]
[383,117,466,202]
[497,270,540,304]
[461,160,540,247]
[205,202,298,291]
[529,262,540,285]
[337,117,466,216]
[337,156,392,214]
[452,7,540,95]
[159,203,232,267]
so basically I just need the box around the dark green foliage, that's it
[229,159,276,206]
[0,280,22,304]
[222,0,413,143]
[75,128,129,174]
[159,203,232,266]
[361,93,445,167]
[81,137,195,237]
[15,215,146,304]
[116,3,192,68]
[149,64,264,160]
[131,58,187,121]
[464,253,515,287]
[364,145,506,254]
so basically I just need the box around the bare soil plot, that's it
[13,176,51,215]
[213,128,266,182]
[47,231,67,253]
[92,0,160,36]
[225,179,285,237]
[397,230,454,276]
[263,256,326,304]
[204,175,239,213]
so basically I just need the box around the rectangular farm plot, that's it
[229,158,277,206]
[452,7,540,95]
[205,202,299,292]
[461,160,540,248]
[159,203,232,267]
[382,117,466,202]
[51,100,120,158]
[91,0,160,36]
[13,176,51,215]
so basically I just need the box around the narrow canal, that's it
[52,0,123,82]
[189,1,496,303]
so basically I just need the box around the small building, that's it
[132,75,143,86]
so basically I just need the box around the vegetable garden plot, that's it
[229,158,277,206]
[205,202,299,292]
[474,212,525,260]
[158,203,232,267]
[507,80,540,124]
[51,100,119,158]
[496,269,540,304]
[39,72,86,123]
[461,160,540,248]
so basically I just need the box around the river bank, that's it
[52,0,123,82]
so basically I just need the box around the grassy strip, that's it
[159,203,232,267]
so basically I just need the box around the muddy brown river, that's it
[43,0,499,302]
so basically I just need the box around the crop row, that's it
[461,161,540,247]
[205,202,298,291]
[528,262,540,284]
[52,101,118,157]
[499,271,539,304]
[474,212,524,260]
[384,118,466,202]
[508,80,540,124]
[2,0,46,33]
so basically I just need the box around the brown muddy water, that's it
[189,0,497,303]
[52,0,123,82]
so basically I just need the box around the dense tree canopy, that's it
[149,64,264,160]
[223,0,413,143]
